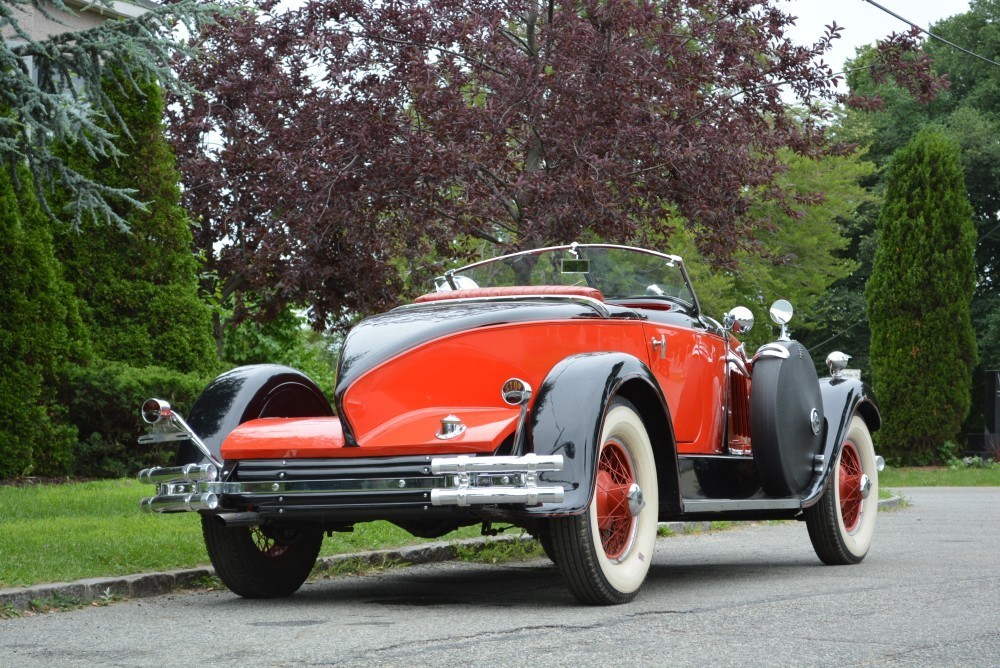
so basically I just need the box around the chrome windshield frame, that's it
[438,243,701,317]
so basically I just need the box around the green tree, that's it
[660,148,875,355]
[735,149,875,353]
[866,128,977,464]
[222,308,339,400]
[0,0,217,226]
[53,76,217,375]
[0,164,85,477]
[820,0,1000,420]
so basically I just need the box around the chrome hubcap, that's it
[627,483,645,517]
[859,474,872,500]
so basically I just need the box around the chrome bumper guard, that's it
[138,454,564,513]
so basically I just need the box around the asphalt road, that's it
[1,487,997,668]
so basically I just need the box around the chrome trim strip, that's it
[431,486,564,507]
[430,453,563,474]
[753,342,791,362]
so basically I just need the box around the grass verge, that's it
[880,465,1000,487]
[0,478,481,589]
[453,535,544,564]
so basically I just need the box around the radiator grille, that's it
[728,371,752,454]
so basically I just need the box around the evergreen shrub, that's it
[0,164,85,478]
[53,75,217,376]
[63,361,212,477]
[866,128,978,464]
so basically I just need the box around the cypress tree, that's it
[54,77,217,375]
[0,164,84,477]
[866,128,978,464]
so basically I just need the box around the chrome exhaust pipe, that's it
[213,512,260,527]
[140,492,219,513]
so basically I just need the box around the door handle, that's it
[651,334,666,359]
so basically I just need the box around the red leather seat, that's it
[414,285,605,303]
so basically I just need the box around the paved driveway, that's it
[1,487,997,667]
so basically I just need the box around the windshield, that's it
[435,244,699,311]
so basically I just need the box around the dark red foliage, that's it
[168,0,941,328]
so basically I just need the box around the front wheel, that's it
[202,517,323,598]
[805,416,879,565]
[549,398,659,605]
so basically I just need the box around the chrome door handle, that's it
[651,334,666,359]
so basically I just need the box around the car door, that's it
[642,315,727,454]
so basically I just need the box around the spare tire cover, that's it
[750,340,824,496]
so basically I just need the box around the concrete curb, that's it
[0,500,902,613]
[877,494,904,511]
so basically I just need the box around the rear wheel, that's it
[805,416,879,565]
[202,517,323,598]
[534,526,558,564]
[550,398,658,605]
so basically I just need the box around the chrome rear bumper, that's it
[138,454,564,513]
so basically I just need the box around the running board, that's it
[681,498,802,515]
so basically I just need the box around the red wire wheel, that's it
[251,526,292,558]
[805,416,879,565]
[202,518,324,598]
[595,439,637,561]
[838,440,864,533]
[548,397,659,605]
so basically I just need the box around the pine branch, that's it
[1,0,226,228]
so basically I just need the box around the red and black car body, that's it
[138,244,882,604]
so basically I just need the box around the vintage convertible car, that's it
[137,243,883,605]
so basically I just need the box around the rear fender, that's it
[514,353,681,517]
[175,365,334,466]
[801,377,881,507]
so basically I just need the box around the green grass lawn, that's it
[1,465,996,589]
[880,465,1000,487]
[0,479,480,589]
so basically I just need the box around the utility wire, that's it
[861,0,1000,68]
[807,319,866,353]
[805,2,999,353]
[808,212,999,352]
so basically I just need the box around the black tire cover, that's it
[750,340,824,496]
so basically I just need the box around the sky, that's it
[783,0,973,72]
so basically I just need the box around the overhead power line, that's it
[861,0,1000,68]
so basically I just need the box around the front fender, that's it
[801,377,881,507]
[175,364,334,466]
[513,352,679,517]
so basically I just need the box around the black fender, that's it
[800,376,881,507]
[511,352,681,518]
[174,364,334,466]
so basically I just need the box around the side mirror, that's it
[723,306,754,334]
[769,299,793,340]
